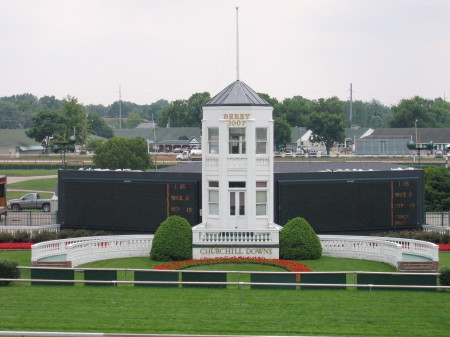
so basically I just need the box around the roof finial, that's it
[236,6,240,81]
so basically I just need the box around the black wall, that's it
[59,168,424,235]
[274,170,424,234]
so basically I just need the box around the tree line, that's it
[1,92,449,151]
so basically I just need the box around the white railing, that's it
[381,236,439,261]
[192,224,281,245]
[32,235,153,267]
[0,224,60,236]
[319,235,403,267]
[423,224,450,234]
[31,234,438,269]
[319,235,439,268]
[67,235,153,267]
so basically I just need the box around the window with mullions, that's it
[256,181,267,216]
[208,181,219,215]
[256,128,267,154]
[208,128,219,154]
[229,128,246,154]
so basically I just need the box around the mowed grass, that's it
[0,251,449,336]
[7,178,58,192]
[0,285,449,336]
[2,169,58,177]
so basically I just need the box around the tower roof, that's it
[206,80,270,106]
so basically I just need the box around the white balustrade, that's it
[31,234,439,269]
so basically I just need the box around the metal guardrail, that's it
[1,211,57,226]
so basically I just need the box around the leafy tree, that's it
[424,167,450,211]
[158,92,210,127]
[126,111,145,129]
[62,96,86,141]
[0,102,22,128]
[89,113,114,138]
[185,92,210,127]
[278,96,312,127]
[93,137,150,170]
[389,96,450,128]
[307,97,346,154]
[25,110,66,148]
[150,215,192,261]
[86,139,105,153]
[141,99,169,120]
[274,116,291,150]
[39,95,62,111]
[86,104,108,116]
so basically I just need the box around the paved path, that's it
[7,175,57,184]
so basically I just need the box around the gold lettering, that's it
[245,114,250,119]
[171,195,183,201]
[223,114,229,119]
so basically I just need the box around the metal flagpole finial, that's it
[236,6,240,81]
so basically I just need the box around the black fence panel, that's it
[134,270,179,287]
[300,273,347,290]
[84,270,117,286]
[31,269,74,286]
[181,271,227,288]
[357,273,437,291]
[250,273,297,290]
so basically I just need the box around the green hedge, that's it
[0,259,20,286]
[280,217,322,260]
[150,216,192,261]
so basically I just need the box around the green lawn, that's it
[7,178,57,192]
[0,286,448,336]
[0,251,449,336]
[2,169,58,177]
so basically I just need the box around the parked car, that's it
[173,147,183,153]
[308,150,317,156]
[285,150,293,157]
[435,150,443,158]
[7,193,52,212]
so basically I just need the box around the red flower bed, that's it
[154,257,312,272]
[0,243,33,249]
[438,244,450,251]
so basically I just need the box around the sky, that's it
[0,0,449,107]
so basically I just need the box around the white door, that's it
[230,190,246,228]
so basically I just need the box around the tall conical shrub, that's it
[280,217,322,260]
[150,216,192,261]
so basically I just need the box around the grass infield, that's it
[1,251,449,336]
[0,286,449,336]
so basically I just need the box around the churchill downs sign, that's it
[193,246,279,259]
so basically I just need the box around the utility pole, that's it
[349,83,353,124]
[236,7,240,81]
[119,85,122,130]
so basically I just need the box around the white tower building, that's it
[192,80,281,259]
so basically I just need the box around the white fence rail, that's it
[31,234,438,269]
[32,235,153,267]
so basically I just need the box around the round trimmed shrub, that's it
[150,216,192,261]
[0,259,20,286]
[280,217,322,260]
[439,266,450,286]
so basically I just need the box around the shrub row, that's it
[372,230,450,244]
[0,229,112,244]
